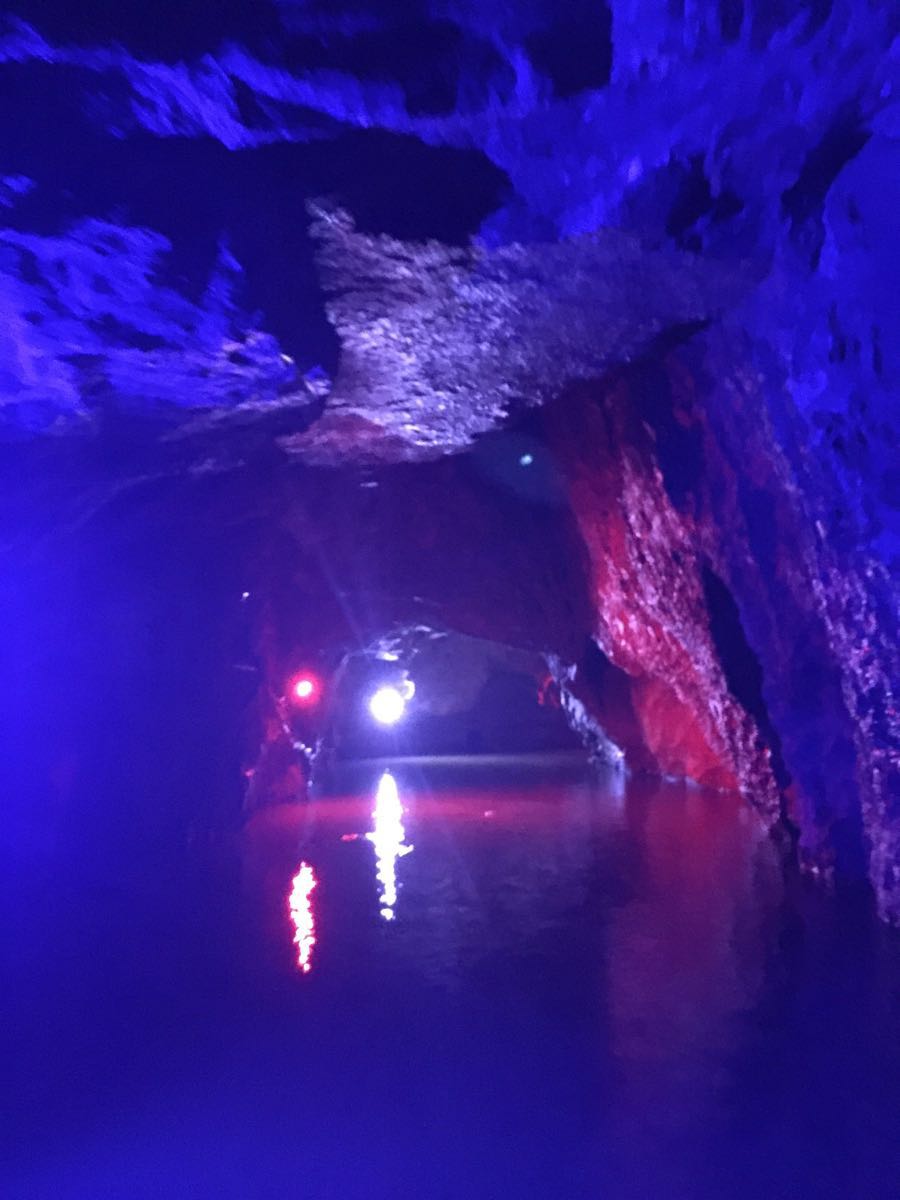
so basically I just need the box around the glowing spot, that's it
[519,453,534,467]
[366,771,413,920]
[290,673,321,705]
[369,685,406,725]
[288,862,318,974]
[240,590,250,601]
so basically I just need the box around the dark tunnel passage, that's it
[0,399,737,870]
[12,449,591,819]
[0,355,890,900]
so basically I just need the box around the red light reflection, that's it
[288,861,318,973]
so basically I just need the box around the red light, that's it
[289,673,321,705]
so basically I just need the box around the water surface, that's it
[6,760,900,1198]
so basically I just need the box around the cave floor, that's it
[6,760,900,1199]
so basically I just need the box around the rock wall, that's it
[684,330,900,918]
[539,328,900,919]
[544,372,783,812]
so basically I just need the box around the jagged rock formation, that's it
[292,204,749,460]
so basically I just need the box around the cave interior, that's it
[3,0,897,920]
[4,3,900,1195]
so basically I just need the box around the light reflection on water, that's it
[287,861,317,973]
[365,770,414,920]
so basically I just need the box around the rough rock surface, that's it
[294,204,750,460]
[545,373,783,812]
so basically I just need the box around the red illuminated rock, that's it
[545,371,782,817]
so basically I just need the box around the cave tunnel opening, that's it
[2,368,842,864]
[2,340,875,914]
[2,439,605,865]
[294,628,585,771]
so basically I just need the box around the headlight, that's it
[368,685,407,726]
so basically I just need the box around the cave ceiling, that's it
[1,0,894,474]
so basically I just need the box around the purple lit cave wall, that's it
[0,2,898,917]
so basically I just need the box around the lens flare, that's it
[288,861,318,973]
[366,771,413,920]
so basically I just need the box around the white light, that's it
[287,862,317,974]
[519,453,534,467]
[366,772,413,921]
[369,685,406,725]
